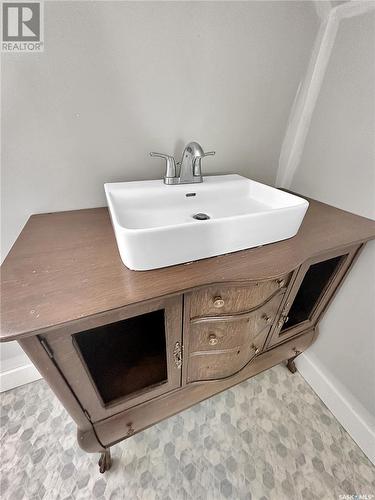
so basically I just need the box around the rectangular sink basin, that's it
[104,174,309,271]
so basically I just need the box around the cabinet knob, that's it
[278,303,290,328]
[251,344,260,354]
[262,313,272,324]
[208,334,218,346]
[213,296,225,308]
[278,315,289,328]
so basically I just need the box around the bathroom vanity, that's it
[1,196,375,473]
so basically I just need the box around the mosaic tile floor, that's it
[1,364,374,500]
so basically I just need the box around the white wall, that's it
[291,11,375,462]
[0,1,318,390]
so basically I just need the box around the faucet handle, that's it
[150,152,173,160]
[193,150,216,178]
[150,152,177,181]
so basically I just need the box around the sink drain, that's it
[192,213,210,221]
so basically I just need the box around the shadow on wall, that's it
[1,0,318,260]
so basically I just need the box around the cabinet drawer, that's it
[189,274,291,319]
[186,292,284,383]
[187,327,270,382]
[189,292,284,352]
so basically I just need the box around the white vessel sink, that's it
[104,174,309,271]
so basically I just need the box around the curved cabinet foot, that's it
[286,358,297,373]
[98,449,112,473]
[286,348,301,374]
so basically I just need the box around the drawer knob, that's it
[262,313,272,324]
[208,334,218,346]
[251,344,260,354]
[213,296,225,308]
[276,278,286,288]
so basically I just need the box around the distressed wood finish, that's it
[18,335,93,433]
[188,319,266,354]
[92,329,317,449]
[187,339,266,382]
[1,197,375,342]
[186,289,286,331]
[189,274,290,319]
[188,291,283,353]
[265,245,361,348]
[42,296,183,422]
[185,291,285,382]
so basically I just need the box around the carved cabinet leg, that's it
[286,349,302,374]
[286,358,297,373]
[98,449,112,473]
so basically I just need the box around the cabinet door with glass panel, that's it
[39,296,183,422]
[266,245,361,348]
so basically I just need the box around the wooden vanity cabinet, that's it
[2,197,375,472]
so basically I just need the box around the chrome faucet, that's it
[150,141,215,185]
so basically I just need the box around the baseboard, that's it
[295,353,375,465]
[0,363,42,393]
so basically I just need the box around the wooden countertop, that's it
[1,198,375,342]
